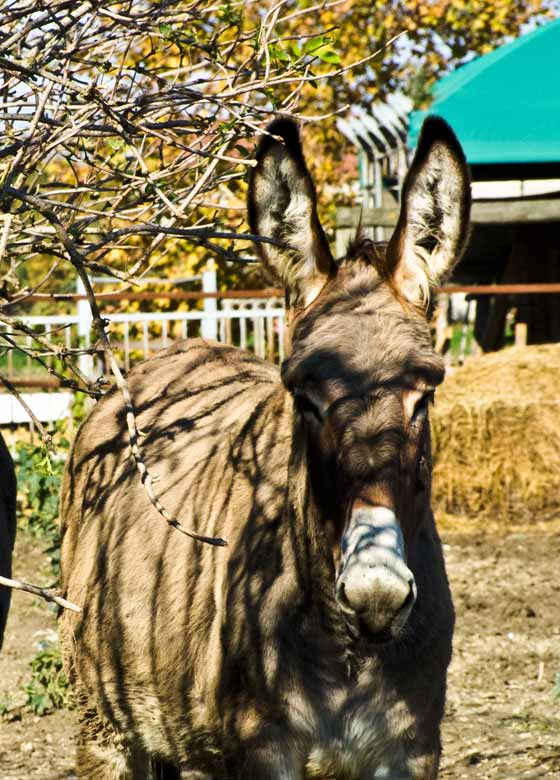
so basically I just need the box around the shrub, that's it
[16,440,66,540]
[24,642,72,716]
[15,439,67,576]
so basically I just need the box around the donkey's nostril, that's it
[336,579,351,610]
[403,579,416,609]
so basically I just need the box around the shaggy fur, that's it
[60,116,470,779]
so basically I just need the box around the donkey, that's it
[59,115,470,779]
[0,431,16,650]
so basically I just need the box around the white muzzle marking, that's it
[336,507,416,638]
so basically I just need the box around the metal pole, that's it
[76,277,94,379]
[201,260,218,341]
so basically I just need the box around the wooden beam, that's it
[7,288,285,305]
[472,199,560,224]
[436,283,560,295]
[0,375,60,389]
[336,199,560,229]
[336,206,399,229]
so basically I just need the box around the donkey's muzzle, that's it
[336,507,417,640]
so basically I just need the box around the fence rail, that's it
[0,296,285,424]
[18,288,285,303]
[3,279,560,425]
[1,301,285,376]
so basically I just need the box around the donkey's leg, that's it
[76,739,139,780]
[75,710,150,780]
[239,732,305,780]
[150,758,181,779]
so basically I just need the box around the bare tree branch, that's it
[0,0,390,544]
[0,373,54,449]
[0,575,81,613]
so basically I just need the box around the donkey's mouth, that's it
[362,580,417,644]
[337,583,416,646]
[336,506,417,642]
[338,605,401,646]
[340,591,416,646]
[357,620,394,645]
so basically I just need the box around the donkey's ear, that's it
[386,116,471,308]
[248,119,334,308]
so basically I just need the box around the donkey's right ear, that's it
[248,119,334,309]
[385,117,471,308]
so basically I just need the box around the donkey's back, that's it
[60,339,290,771]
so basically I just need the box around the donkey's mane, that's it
[344,233,389,276]
[341,232,442,317]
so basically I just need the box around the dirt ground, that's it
[1,520,559,780]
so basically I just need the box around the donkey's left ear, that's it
[248,119,335,309]
[386,116,471,308]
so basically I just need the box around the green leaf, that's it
[217,1,242,25]
[316,48,341,65]
[107,138,123,153]
[302,34,340,65]
[159,23,174,39]
[268,44,290,64]
[303,35,333,55]
[307,71,318,89]
[23,643,72,716]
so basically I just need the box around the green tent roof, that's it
[409,19,560,164]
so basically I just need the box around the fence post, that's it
[201,260,218,341]
[76,277,94,379]
[514,321,527,347]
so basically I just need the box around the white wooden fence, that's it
[0,297,285,425]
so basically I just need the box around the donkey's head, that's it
[249,117,470,643]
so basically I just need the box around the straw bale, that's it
[431,344,560,521]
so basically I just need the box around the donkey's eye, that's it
[411,390,435,425]
[294,391,324,424]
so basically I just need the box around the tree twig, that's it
[0,575,81,613]
[0,373,54,450]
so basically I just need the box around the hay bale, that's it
[431,344,560,520]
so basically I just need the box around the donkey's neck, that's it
[283,417,356,675]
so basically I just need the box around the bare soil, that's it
[1,521,559,779]
[0,534,76,780]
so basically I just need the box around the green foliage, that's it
[553,673,560,699]
[303,34,341,64]
[24,643,72,716]
[15,398,89,574]
[268,33,341,69]
[15,441,65,541]
[217,0,242,26]
[13,395,88,578]
[70,391,88,431]
[16,439,65,576]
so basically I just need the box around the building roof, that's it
[408,18,560,165]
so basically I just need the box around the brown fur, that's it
[0,432,16,650]
[60,116,470,779]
